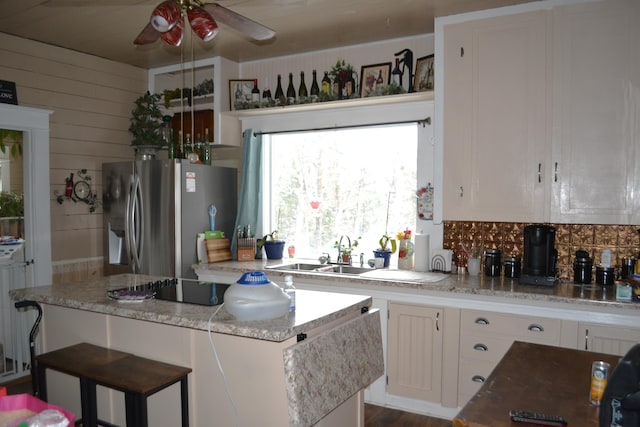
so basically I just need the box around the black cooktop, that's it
[114,278,230,306]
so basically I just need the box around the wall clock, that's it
[73,180,91,200]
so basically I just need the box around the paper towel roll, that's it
[414,234,430,272]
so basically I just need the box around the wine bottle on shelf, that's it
[286,73,296,105]
[168,128,176,159]
[274,74,285,106]
[251,79,260,104]
[178,130,184,159]
[262,78,272,102]
[321,71,331,96]
[298,71,308,102]
[392,58,403,87]
[310,70,319,102]
[203,128,211,165]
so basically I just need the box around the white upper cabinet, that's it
[442,10,549,222]
[438,0,640,224]
[550,0,640,224]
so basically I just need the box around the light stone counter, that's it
[194,258,640,313]
[9,273,373,342]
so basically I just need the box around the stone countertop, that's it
[194,258,640,312]
[9,274,372,342]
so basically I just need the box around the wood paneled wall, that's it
[0,33,147,281]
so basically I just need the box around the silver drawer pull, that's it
[528,324,544,332]
[474,317,490,325]
[472,375,486,383]
[473,343,488,352]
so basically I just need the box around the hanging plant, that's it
[0,129,23,158]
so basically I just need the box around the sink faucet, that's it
[337,235,351,265]
[318,253,331,264]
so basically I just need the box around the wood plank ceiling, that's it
[0,0,538,69]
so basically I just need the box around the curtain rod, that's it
[251,116,431,137]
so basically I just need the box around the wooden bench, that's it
[35,343,191,427]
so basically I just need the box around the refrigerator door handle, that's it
[124,175,134,269]
[130,174,144,272]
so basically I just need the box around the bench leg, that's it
[36,364,47,401]
[79,378,98,427]
[124,392,147,427]
[180,376,189,427]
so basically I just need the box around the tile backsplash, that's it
[443,221,640,280]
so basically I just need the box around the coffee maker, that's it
[519,224,558,286]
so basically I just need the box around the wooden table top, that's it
[453,341,621,427]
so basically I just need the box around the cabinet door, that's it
[579,323,640,356]
[551,0,640,224]
[386,302,443,402]
[442,11,549,222]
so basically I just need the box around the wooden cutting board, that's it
[205,238,230,251]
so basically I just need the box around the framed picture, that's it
[414,55,434,92]
[229,79,255,110]
[360,62,391,98]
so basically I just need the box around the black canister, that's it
[621,258,636,279]
[484,249,502,277]
[504,256,521,278]
[595,266,615,286]
[573,250,593,284]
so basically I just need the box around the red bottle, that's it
[65,173,74,198]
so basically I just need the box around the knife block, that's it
[205,238,232,263]
[237,237,256,262]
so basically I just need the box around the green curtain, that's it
[231,129,262,259]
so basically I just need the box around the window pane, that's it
[265,124,417,260]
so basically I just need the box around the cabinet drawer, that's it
[459,334,513,363]
[461,310,561,344]
[458,358,496,402]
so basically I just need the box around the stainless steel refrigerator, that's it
[102,159,237,279]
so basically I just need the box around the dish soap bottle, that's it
[283,275,296,312]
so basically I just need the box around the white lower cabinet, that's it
[386,303,444,402]
[578,322,640,357]
[457,309,564,405]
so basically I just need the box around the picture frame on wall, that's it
[360,62,391,98]
[229,79,255,110]
[414,55,434,92]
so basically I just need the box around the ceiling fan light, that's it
[160,17,184,46]
[150,0,182,33]
[188,6,219,42]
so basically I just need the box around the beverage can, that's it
[590,361,610,405]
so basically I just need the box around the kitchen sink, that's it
[268,262,371,275]
[269,263,329,271]
[267,261,449,283]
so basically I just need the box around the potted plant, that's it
[0,191,24,237]
[129,91,166,159]
[333,236,360,263]
[373,233,397,268]
[257,230,286,260]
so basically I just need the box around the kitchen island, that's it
[195,259,640,420]
[9,274,384,426]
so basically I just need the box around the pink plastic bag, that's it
[0,394,74,427]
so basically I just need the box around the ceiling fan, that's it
[134,0,276,46]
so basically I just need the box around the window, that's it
[263,124,418,261]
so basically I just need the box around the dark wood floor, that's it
[2,376,452,427]
[365,404,452,427]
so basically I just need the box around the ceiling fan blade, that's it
[134,22,162,45]
[203,3,275,41]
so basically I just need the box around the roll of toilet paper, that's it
[414,234,430,272]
